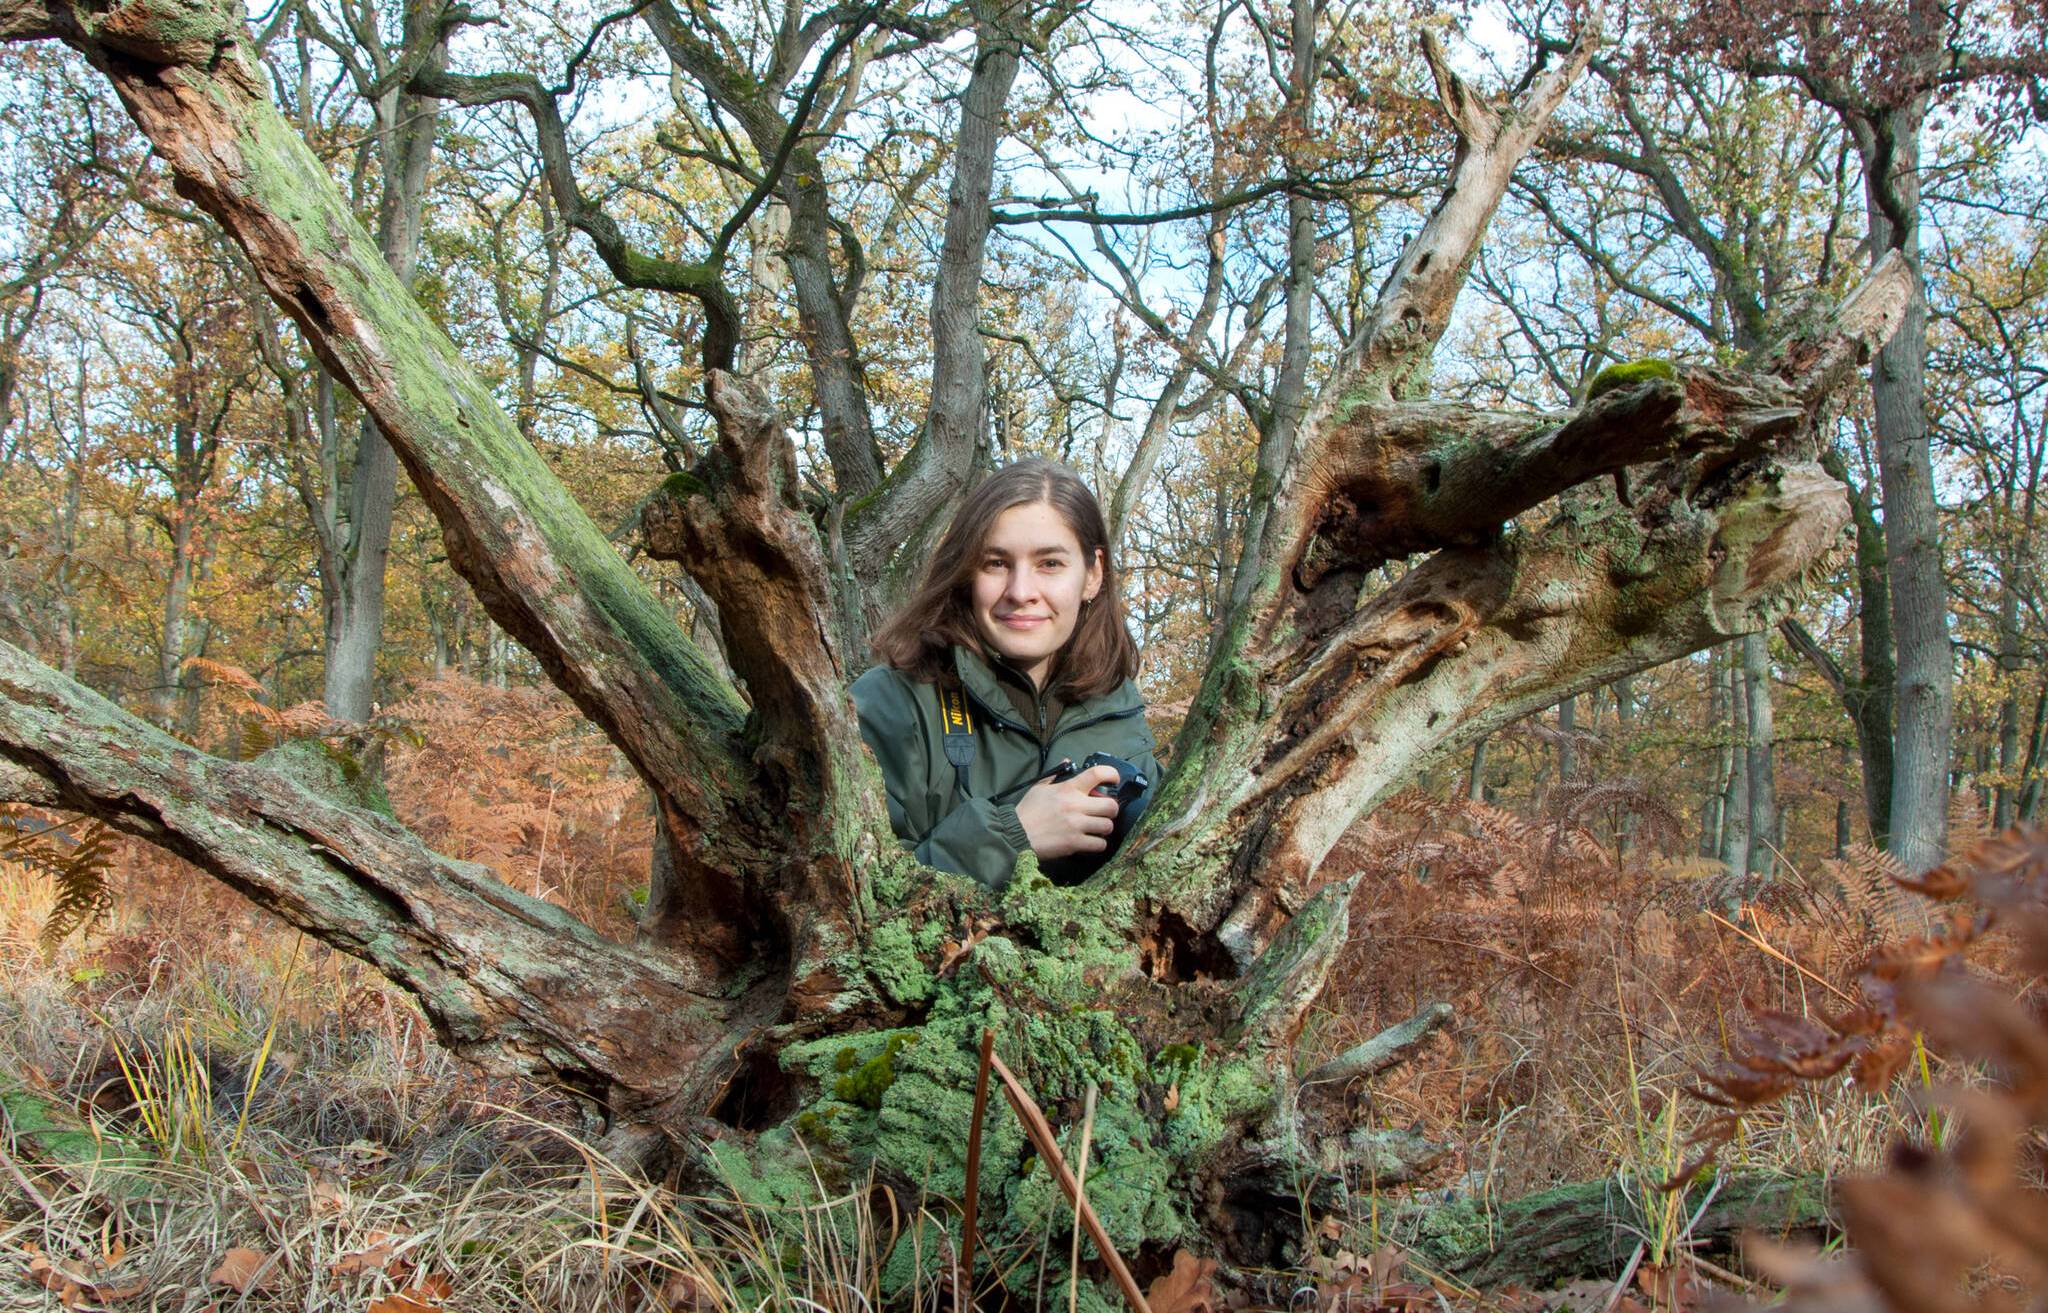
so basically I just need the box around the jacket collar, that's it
[950,645,1142,729]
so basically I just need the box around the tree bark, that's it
[1742,630,1777,877]
[1720,645,1752,880]
[1856,84,1951,874]
[1703,649,1728,857]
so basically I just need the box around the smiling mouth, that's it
[996,614,1048,627]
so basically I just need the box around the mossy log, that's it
[1401,1173,1832,1290]
[0,0,1915,1286]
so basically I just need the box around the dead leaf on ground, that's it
[1145,1249,1217,1313]
[209,1246,280,1293]
[651,1268,714,1312]
[368,1270,453,1313]
[332,1232,413,1279]
[309,1167,353,1214]
[30,1249,150,1307]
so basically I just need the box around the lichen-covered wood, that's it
[0,0,1911,1285]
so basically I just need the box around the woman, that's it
[852,459,1159,889]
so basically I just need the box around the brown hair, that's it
[869,458,1139,699]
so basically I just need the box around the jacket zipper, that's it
[964,687,1145,803]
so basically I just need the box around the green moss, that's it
[793,1106,841,1145]
[834,1032,915,1108]
[1584,358,1678,402]
[660,470,707,500]
[833,1047,860,1073]
[1155,1043,1200,1074]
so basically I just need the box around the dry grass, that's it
[0,853,978,1313]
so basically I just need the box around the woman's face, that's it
[969,500,1103,689]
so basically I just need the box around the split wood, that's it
[957,1029,1153,1313]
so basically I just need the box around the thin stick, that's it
[0,1135,54,1218]
[1599,1240,1645,1313]
[1705,910,1857,1005]
[987,1053,1152,1313]
[1687,1253,1766,1294]
[958,1028,995,1313]
[1066,1083,1099,1313]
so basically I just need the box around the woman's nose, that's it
[1004,566,1039,603]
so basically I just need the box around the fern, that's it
[2,809,118,950]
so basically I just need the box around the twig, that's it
[986,1052,1152,1313]
[0,1134,55,1218]
[958,1028,994,1313]
[1704,910,1857,1005]
[1687,1253,1767,1294]
[1600,1241,1646,1313]
[1066,1083,1098,1313]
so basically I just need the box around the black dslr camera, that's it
[1039,751,1150,886]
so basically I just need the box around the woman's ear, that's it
[1084,548,1105,602]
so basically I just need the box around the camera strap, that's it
[938,682,977,798]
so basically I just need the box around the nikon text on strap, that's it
[939,683,977,796]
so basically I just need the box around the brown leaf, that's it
[332,1232,412,1278]
[27,1253,86,1310]
[369,1271,453,1313]
[936,917,997,978]
[1163,1082,1180,1114]
[309,1168,352,1214]
[653,1268,714,1312]
[209,1247,280,1293]
[1145,1248,1217,1313]
[1848,1030,1913,1090]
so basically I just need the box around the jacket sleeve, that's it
[850,669,1029,889]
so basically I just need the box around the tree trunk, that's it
[1703,650,1728,857]
[1557,696,1578,785]
[1836,741,1854,855]
[1612,676,1635,854]
[2019,677,2048,824]
[1403,1174,1830,1291]
[0,0,1913,1280]
[1859,104,1951,873]
[1741,631,1776,877]
[1993,545,2022,829]
[1719,645,1752,880]
[320,2,447,724]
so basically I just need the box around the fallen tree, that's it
[0,0,1910,1287]
[1402,1173,1831,1290]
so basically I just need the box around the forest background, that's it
[0,0,2045,1306]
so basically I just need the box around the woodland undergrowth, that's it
[0,676,2041,1310]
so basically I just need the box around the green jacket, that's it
[850,647,1159,889]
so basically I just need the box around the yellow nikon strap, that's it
[939,683,977,797]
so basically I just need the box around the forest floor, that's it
[0,807,1940,1313]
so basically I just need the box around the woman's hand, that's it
[1015,764,1123,860]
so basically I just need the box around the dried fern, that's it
[2,809,118,949]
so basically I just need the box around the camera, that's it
[1038,751,1150,886]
